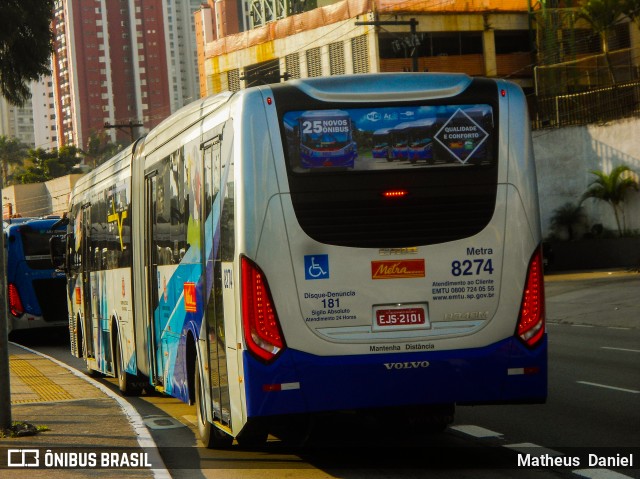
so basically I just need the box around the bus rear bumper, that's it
[243,336,547,418]
[9,315,67,334]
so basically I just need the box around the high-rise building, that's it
[0,99,35,148]
[52,0,172,148]
[164,0,214,111]
[31,73,59,150]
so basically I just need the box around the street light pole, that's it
[0,181,12,430]
[104,120,143,144]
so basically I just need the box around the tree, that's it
[622,0,640,25]
[0,135,29,185]
[578,0,626,84]
[0,0,55,106]
[581,165,639,236]
[16,146,82,184]
[84,131,124,169]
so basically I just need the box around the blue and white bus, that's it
[5,217,68,336]
[53,73,546,448]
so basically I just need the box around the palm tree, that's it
[581,165,639,236]
[578,0,626,85]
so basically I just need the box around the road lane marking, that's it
[601,346,640,353]
[572,324,594,328]
[574,469,635,479]
[577,381,640,394]
[450,424,503,438]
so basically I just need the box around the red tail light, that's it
[8,283,25,318]
[516,247,545,347]
[241,257,285,363]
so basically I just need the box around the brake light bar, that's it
[241,257,285,363]
[382,189,409,199]
[516,247,545,348]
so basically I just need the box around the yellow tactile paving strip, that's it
[9,353,105,404]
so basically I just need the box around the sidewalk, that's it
[1,342,167,478]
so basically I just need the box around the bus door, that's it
[202,131,232,426]
[145,173,163,386]
[80,204,95,358]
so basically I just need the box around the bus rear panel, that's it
[237,74,546,422]
[5,217,68,335]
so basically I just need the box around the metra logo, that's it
[384,361,430,370]
[371,259,425,279]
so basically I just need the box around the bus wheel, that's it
[114,336,142,396]
[195,362,233,448]
[79,323,98,377]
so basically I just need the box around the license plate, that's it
[373,303,429,330]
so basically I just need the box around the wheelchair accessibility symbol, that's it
[304,254,329,280]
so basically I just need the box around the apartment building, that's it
[52,0,206,149]
[0,99,35,148]
[31,74,59,151]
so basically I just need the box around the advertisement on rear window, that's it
[282,104,494,172]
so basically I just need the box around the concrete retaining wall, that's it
[532,117,640,239]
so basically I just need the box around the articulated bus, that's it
[52,73,546,448]
[4,217,68,336]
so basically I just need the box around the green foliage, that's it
[549,202,587,240]
[15,146,82,184]
[0,135,29,185]
[84,131,125,168]
[582,165,639,236]
[0,421,48,438]
[578,0,627,83]
[621,0,640,24]
[0,0,55,106]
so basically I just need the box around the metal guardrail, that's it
[531,80,640,129]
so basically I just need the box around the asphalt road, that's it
[13,272,640,478]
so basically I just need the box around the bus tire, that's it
[195,361,233,449]
[114,332,143,396]
[79,321,98,377]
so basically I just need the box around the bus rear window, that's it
[20,226,57,269]
[282,104,494,173]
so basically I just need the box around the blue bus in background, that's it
[407,118,437,164]
[4,217,68,337]
[372,128,392,160]
[297,110,357,168]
